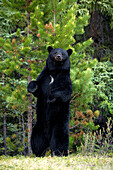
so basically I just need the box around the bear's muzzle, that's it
[55,54,62,61]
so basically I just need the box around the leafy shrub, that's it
[92,61,113,117]
[79,118,113,156]
[69,110,99,152]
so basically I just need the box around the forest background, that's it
[0,0,113,156]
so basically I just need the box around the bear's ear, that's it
[67,49,73,56]
[47,46,53,53]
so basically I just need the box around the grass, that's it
[0,154,113,170]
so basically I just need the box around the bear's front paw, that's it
[27,81,38,93]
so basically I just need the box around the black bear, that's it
[27,46,73,157]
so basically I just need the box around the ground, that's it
[0,154,113,170]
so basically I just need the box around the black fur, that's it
[27,46,73,156]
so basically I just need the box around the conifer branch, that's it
[69,122,81,130]
[72,33,89,46]
[53,11,55,37]
[51,0,55,37]
[70,74,89,103]
[61,31,73,48]
[70,117,93,130]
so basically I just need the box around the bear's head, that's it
[46,46,73,71]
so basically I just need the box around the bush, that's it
[92,61,113,117]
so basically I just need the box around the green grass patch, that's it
[0,154,113,170]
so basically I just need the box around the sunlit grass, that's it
[0,154,113,170]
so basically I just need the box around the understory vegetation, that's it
[0,0,113,158]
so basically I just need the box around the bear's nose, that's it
[56,55,62,61]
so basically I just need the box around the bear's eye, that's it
[54,52,57,55]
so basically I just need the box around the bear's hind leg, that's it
[31,123,49,157]
[50,122,69,157]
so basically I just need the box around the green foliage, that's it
[80,118,113,156]
[0,0,95,114]
[0,37,4,47]
[79,0,113,28]
[0,0,100,156]
[0,0,27,38]
[70,58,97,111]
[69,109,99,152]
[93,61,113,116]
[69,135,75,151]
[0,112,28,155]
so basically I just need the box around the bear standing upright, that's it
[27,46,73,157]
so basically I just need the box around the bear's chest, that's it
[40,73,66,97]
[40,75,53,96]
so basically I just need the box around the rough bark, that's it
[90,10,104,44]
[27,76,32,156]
[2,72,7,156]
[21,113,26,155]
[27,8,32,156]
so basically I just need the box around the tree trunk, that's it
[90,10,104,45]
[27,76,32,156]
[27,8,32,156]
[2,72,7,156]
[21,113,26,155]
[3,111,7,156]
